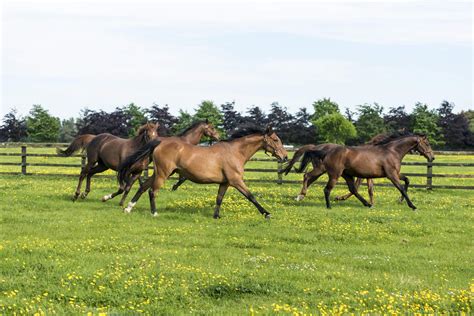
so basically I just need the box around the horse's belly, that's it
[178,169,225,184]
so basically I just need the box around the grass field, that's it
[1,156,473,315]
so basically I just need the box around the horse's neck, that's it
[234,135,264,163]
[181,127,203,145]
[388,137,417,159]
[131,133,147,148]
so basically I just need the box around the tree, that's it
[194,100,223,129]
[288,107,316,144]
[245,106,267,126]
[220,101,243,135]
[312,113,357,144]
[148,103,178,136]
[0,108,28,142]
[266,102,295,143]
[355,103,386,143]
[172,110,194,134]
[76,108,132,137]
[437,101,472,149]
[312,98,339,119]
[59,118,77,142]
[122,103,147,136]
[411,102,443,147]
[384,106,412,132]
[26,105,61,142]
[464,110,474,133]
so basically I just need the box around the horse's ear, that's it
[154,122,160,130]
[265,125,273,134]
[205,118,209,124]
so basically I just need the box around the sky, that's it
[1,0,473,119]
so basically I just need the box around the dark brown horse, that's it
[102,120,220,205]
[282,133,434,210]
[287,131,411,204]
[118,125,288,219]
[58,123,160,201]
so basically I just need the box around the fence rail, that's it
[1,145,474,190]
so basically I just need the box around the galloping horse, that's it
[285,131,412,204]
[102,120,220,205]
[282,133,434,210]
[118,125,288,219]
[57,123,160,201]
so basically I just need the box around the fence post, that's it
[277,161,283,185]
[426,161,433,190]
[21,145,27,175]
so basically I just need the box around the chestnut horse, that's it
[58,123,160,201]
[282,133,434,210]
[118,126,288,219]
[102,120,220,205]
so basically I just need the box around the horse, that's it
[102,120,220,206]
[282,133,434,210]
[57,123,160,201]
[285,130,412,204]
[117,125,288,219]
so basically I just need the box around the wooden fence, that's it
[1,145,474,190]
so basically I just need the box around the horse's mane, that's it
[224,124,266,141]
[370,130,423,146]
[177,121,206,136]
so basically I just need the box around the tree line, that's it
[1,99,473,149]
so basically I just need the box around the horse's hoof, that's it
[213,214,221,219]
[295,195,305,201]
[80,192,88,199]
[411,206,417,211]
[101,194,112,202]
[265,213,271,220]
[151,212,158,217]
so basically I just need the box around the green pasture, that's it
[0,164,473,314]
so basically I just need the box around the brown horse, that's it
[58,123,160,201]
[117,125,288,219]
[282,133,434,210]
[286,131,412,204]
[102,120,220,205]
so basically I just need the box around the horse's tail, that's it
[296,150,327,173]
[281,144,319,175]
[56,134,95,156]
[117,139,161,186]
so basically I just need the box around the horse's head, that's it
[202,119,220,141]
[137,122,160,142]
[263,126,288,162]
[415,135,435,162]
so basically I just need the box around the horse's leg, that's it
[172,176,187,191]
[81,163,108,199]
[335,177,362,201]
[118,173,142,206]
[232,180,271,219]
[102,173,140,205]
[323,174,339,209]
[367,178,375,205]
[213,183,229,219]
[387,173,416,210]
[341,174,372,207]
[124,176,154,213]
[73,164,90,201]
[398,174,410,203]
[296,168,324,201]
[148,174,166,216]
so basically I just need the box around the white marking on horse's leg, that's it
[295,194,305,201]
[102,194,113,202]
[124,202,136,213]
[152,212,158,217]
